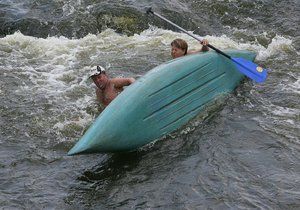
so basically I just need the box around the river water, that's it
[1,0,299,209]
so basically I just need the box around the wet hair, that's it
[171,38,188,55]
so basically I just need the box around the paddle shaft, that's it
[147,8,231,59]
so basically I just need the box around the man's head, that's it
[171,38,188,59]
[90,66,109,89]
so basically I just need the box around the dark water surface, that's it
[1,0,299,209]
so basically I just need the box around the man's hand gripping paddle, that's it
[146,8,268,83]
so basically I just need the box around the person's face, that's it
[171,45,185,59]
[92,73,108,89]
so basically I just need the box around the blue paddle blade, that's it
[232,57,268,83]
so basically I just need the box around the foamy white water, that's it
[0,28,296,139]
[1,0,300,209]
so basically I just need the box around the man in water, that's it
[171,39,209,59]
[90,38,207,106]
[90,66,135,107]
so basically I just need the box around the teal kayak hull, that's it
[68,50,256,155]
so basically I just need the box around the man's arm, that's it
[111,77,135,88]
[187,39,209,55]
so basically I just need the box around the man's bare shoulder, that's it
[110,77,135,87]
[110,77,130,83]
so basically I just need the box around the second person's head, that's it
[171,38,188,59]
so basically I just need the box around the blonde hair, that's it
[171,39,188,55]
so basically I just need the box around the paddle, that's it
[146,8,268,83]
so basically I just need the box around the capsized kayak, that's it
[68,50,256,155]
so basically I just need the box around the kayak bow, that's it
[68,50,256,155]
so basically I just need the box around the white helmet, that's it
[90,65,106,78]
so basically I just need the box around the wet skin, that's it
[171,39,209,59]
[92,73,135,107]
[171,46,186,59]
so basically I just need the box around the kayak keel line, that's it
[68,49,256,155]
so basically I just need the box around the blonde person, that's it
[170,38,209,59]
